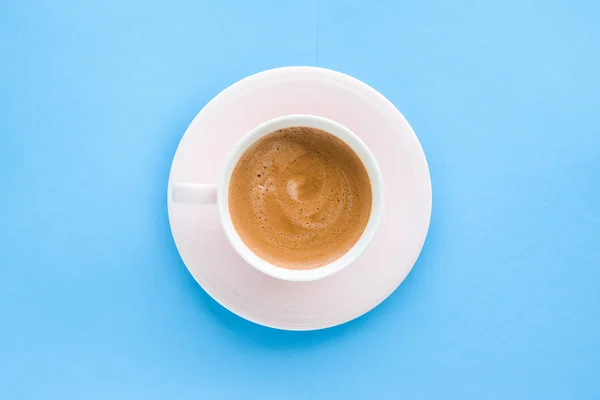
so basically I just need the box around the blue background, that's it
[1,0,599,398]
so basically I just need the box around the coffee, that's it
[228,126,372,270]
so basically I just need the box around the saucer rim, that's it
[167,66,432,331]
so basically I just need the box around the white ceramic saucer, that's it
[167,67,431,330]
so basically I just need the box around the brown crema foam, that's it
[228,126,372,270]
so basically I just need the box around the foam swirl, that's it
[229,127,371,269]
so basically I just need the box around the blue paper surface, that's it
[1,0,599,398]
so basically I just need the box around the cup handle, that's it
[171,183,217,205]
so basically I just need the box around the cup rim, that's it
[217,114,384,282]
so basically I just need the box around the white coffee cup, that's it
[170,115,384,282]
